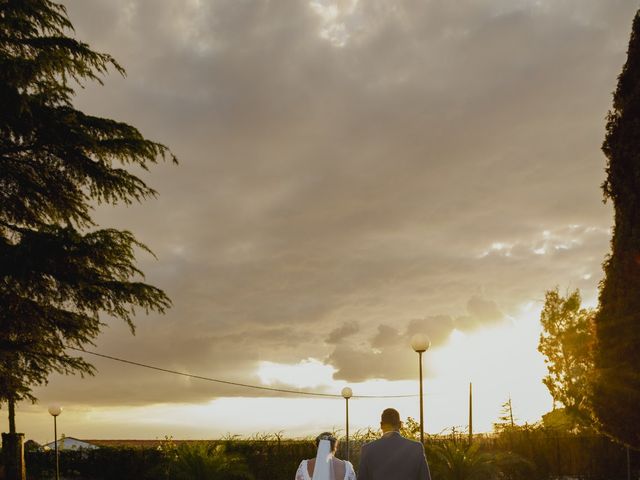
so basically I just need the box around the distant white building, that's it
[42,436,99,451]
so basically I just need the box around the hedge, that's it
[18,430,640,480]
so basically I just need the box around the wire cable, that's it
[69,347,419,399]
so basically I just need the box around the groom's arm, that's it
[416,443,431,480]
[358,444,371,480]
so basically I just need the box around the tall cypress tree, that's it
[594,8,640,449]
[0,0,176,433]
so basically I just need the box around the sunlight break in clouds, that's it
[477,225,610,260]
[310,0,361,46]
[257,359,337,389]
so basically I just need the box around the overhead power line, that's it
[69,347,419,399]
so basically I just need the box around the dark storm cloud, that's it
[327,343,421,383]
[327,295,504,381]
[455,296,504,331]
[407,316,455,346]
[370,324,403,349]
[326,321,360,344]
[31,0,637,405]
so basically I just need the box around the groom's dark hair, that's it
[381,408,401,428]
[315,432,338,452]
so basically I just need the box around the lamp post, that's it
[341,387,352,461]
[410,334,430,445]
[48,405,62,480]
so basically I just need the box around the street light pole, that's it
[411,334,431,446]
[54,415,58,479]
[48,405,62,480]
[341,387,352,462]
[418,350,424,444]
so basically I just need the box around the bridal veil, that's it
[311,438,334,480]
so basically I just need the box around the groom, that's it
[358,408,431,480]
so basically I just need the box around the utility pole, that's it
[468,382,473,445]
[627,445,631,480]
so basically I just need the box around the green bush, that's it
[170,442,253,480]
[428,441,497,480]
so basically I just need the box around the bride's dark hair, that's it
[315,432,338,452]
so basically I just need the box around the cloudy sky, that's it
[6,0,639,442]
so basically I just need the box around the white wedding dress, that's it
[294,459,356,480]
[294,439,356,480]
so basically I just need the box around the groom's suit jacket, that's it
[357,431,431,480]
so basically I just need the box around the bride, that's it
[295,432,356,480]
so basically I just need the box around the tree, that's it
[493,397,516,433]
[541,408,576,431]
[0,0,175,436]
[538,288,594,429]
[400,416,421,440]
[595,7,640,448]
